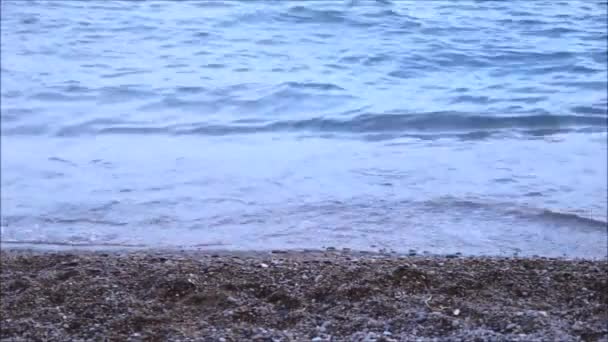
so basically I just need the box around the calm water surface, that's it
[1,0,607,257]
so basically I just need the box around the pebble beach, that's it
[2,249,606,341]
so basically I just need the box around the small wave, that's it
[191,1,234,8]
[3,124,49,135]
[498,18,547,26]
[174,86,208,94]
[1,240,146,248]
[29,92,96,102]
[278,5,373,28]
[48,112,607,138]
[97,86,157,103]
[536,210,607,229]
[1,107,42,120]
[43,218,128,227]
[361,9,405,20]
[20,16,39,25]
[101,69,149,79]
[49,84,94,94]
[528,27,580,37]
[107,25,158,33]
[506,96,548,104]
[55,118,149,136]
[571,105,607,116]
[486,50,575,64]
[592,51,607,65]
[526,65,600,75]
[2,90,22,99]
[283,81,345,91]
[421,197,607,230]
[137,97,221,113]
[450,95,498,105]
[263,112,606,133]
[549,81,607,91]
[430,52,491,68]
[48,157,77,167]
[420,26,480,36]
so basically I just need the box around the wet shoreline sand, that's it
[1,249,607,341]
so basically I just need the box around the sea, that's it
[1,0,606,257]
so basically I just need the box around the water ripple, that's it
[1,0,606,255]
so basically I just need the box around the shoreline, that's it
[2,243,606,261]
[2,249,607,341]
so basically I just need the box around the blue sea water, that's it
[1,0,606,257]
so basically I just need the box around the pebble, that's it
[414,312,428,323]
[60,261,79,267]
[365,331,379,341]
[572,321,585,331]
[506,323,519,331]
[259,263,269,268]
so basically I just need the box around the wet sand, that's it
[1,249,606,341]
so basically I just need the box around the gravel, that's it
[1,249,606,341]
